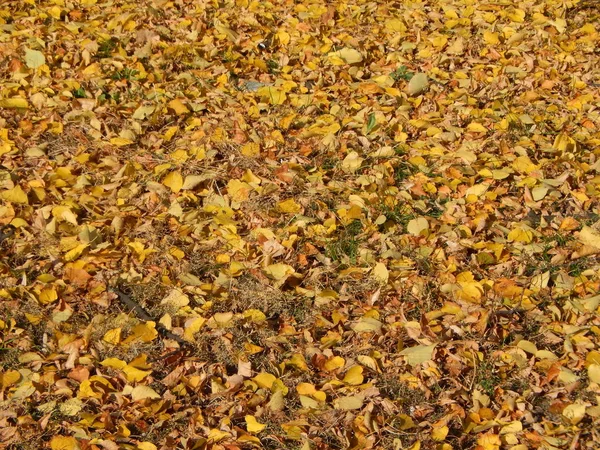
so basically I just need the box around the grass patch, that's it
[326,234,360,264]
[97,38,118,58]
[111,68,139,81]
[391,65,414,82]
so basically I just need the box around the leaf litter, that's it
[1,0,600,449]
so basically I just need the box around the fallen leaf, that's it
[399,344,436,367]
[0,186,28,204]
[407,217,429,236]
[328,47,363,64]
[372,262,389,283]
[341,151,363,173]
[333,395,364,410]
[50,436,79,450]
[163,171,184,193]
[0,98,29,109]
[245,415,267,433]
[131,385,161,401]
[562,403,586,425]
[407,73,428,96]
[343,365,364,385]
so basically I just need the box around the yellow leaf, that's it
[299,395,321,409]
[241,142,260,157]
[399,344,436,367]
[343,365,364,385]
[407,217,429,236]
[500,420,523,434]
[253,372,277,390]
[507,226,533,244]
[161,289,189,309]
[328,47,363,64]
[181,174,206,190]
[168,99,189,115]
[208,429,232,442]
[512,155,538,174]
[372,262,389,284]
[517,340,537,355]
[563,403,586,425]
[163,171,183,193]
[59,398,83,417]
[25,313,43,324]
[333,395,364,410]
[396,414,416,430]
[52,206,78,225]
[385,18,407,32]
[553,133,577,153]
[303,121,341,137]
[101,358,127,369]
[137,444,157,450]
[39,287,58,305]
[507,8,525,23]
[297,383,317,396]
[169,247,185,260]
[48,6,62,19]
[211,311,234,327]
[341,151,363,173]
[128,241,155,263]
[264,263,294,281]
[456,271,484,303]
[64,244,88,262]
[587,350,600,365]
[2,370,21,388]
[110,137,133,147]
[558,367,579,384]
[324,356,345,371]
[588,364,600,383]
[169,149,189,163]
[184,317,205,341]
[467,122,487,133]
[78,376,114,399]
[278,198,302,213]
[578,226,600,249]
[228,179,252,202]
[432,425,449,441]
[277,30,290,46]
[0,186,28,204]
[82,62,100,76]
[492,169,511,179]
[12,381,35,399]
[313,390,327,402]
[245,342,263,355]
[357,355,378,372]
[123,322,158,344]
[531,185,548,201]
[477,433,501,450]
[245,415,267,433]
[0,98,29,109]
[483,31,499,45]
[351,317,382,333]
[256,86,287,105]
[132,105,156,120]
[25,48,46,69]
[123,365,152,383]
[118,424,131,437]
[214,21,239,42]
[465,183,490,201]
[131,385,161,401]
[50,436,79,450]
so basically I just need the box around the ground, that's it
[1,0,600,449]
